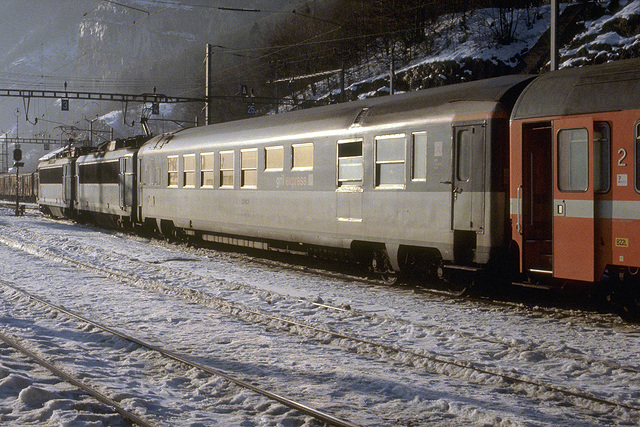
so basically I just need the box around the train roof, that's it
[511,58,640,120]
[38,144,89,163]
[141,74,533,153]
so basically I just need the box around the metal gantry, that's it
[1,137,64,173]
[0,88,298,106]
[0,83,318,173]
[0,88,201,104]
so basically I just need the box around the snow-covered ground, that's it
[0,207,639,426]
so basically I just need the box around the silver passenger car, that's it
[137,75,533,282]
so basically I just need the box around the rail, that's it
[0,279,359,427]
[0,330,157,427]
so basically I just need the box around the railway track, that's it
[1,222,639,420]
[4,218,635,371]
[0,279,358,427]
[26,205,622,325]
[65,233,640,376]
[21,210,626,326]
[0,329,157,427]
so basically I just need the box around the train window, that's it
[337,139,363,187]
[241,149,258,188]
[594,122,610,193]
[183,154,196,187]
[219,151,234,188]
[412,132,428,181]
[558,128,588,192]
[265,146,284,171]
[375,134,406,188]
[39,167,63,184]
[292,143,314,170]
[200,153,214,187]
[456,129,471,182]
[167,156,178,187]
[79,161,119,184]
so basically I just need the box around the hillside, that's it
[292,0,640,105]
[2,0,640,172]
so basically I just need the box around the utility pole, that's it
[550,0,559,71]
[340,58,345,102]
[205,44,213,125]
[274,67,279,114]
[13,147,23,216]
[15,108,20,141]
[2,135,7,173]
[389,46,395,95]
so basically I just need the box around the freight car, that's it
[0,172,38,203]
[36,59,640,319]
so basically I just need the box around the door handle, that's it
[516,185,523,235]
[453,187,462,200]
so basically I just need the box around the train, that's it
[0,171,38,204]
[35,59,640,320]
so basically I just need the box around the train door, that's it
[336,138,364,223]
[119,156,134,210]
[520,122,554,275]
[451,123,486,263]
[63,162,74,210]
[553,118,596,282]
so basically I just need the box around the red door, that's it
[553,118,596,282]
[519,122,554,276]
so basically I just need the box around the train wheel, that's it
[438,267,476,297]
[370,248,398,285]
[380,272,399,285]
[447,279,471,297]
[621,300,640,323]
[604,271,640,322]
[608,287,640,323]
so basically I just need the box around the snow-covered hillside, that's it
[322,0,640,103]
[0,0,298,171]
[2,0,640,172]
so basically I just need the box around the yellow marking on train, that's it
[615,238,629,248]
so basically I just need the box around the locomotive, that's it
[37,59,640,319]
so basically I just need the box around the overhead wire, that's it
[2,0,450,135]
[0,2,431,91]
[204,19,438,89]
[0,0,179,137]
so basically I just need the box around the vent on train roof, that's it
[351,107,370,127]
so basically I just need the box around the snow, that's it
[0,206,639,425]
[311,0,640,106]
[560,0,640,67]
[410,6,551,68]
[620,0,640,18]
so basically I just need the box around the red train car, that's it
[510,59,640,317]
